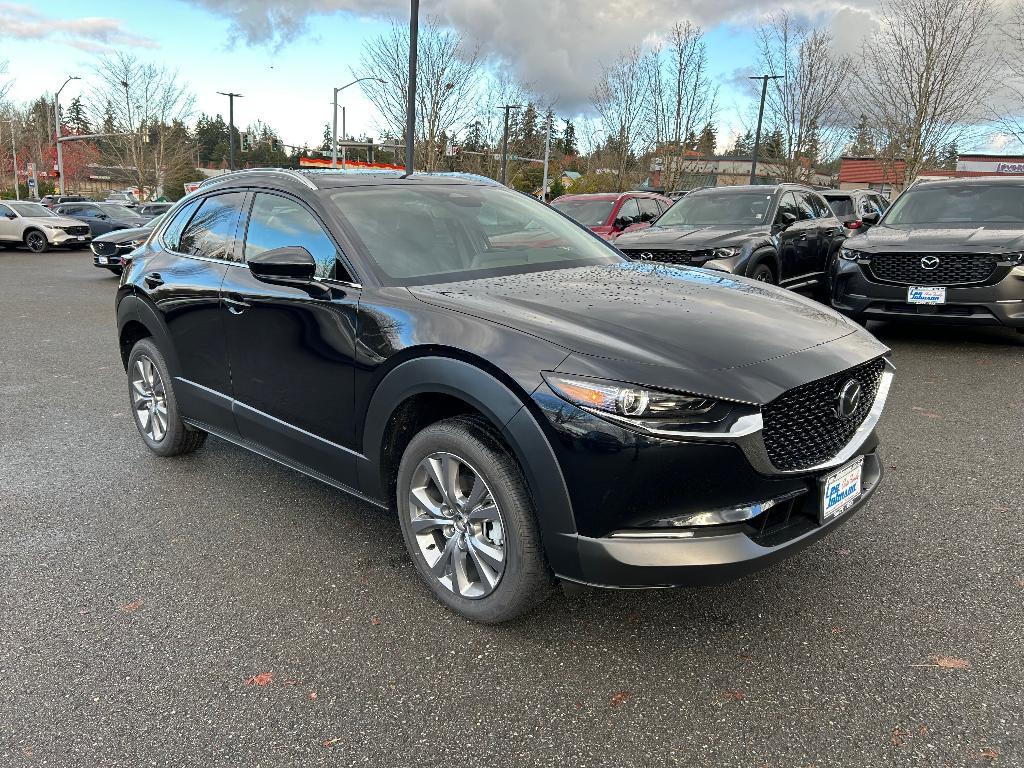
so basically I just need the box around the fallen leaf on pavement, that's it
[120,601,142,613]
[610,691,631,707]
[323,737,343,748]
[910,655,970,669]
[891,728,906,747]
[980,746,999,762]
[370,616,381,625]
[309,691,317,701]
[245,672,273,686]
[722,690,746,701]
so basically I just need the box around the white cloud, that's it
[0,3,158,52]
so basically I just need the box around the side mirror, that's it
[613,216,631,230]
[96,213,109,220]
[775,212,797,230]
[861,211,880,226]
[4,212,15,220]
[248,246,316,280]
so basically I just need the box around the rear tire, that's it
[24,230,48,253]
[396,416,554,623]
[749,261,775,284]
[127,338,207,457]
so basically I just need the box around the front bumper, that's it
[50,229,92,246]
[831,259,1024,328]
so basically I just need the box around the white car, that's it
[0,200,92,253]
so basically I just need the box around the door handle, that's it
[223,293,251,314]
[144,271,164,288]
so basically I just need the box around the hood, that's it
[410,262,864,377]
[850,224,1024,253]
[614,224,770,250]
[29,215,85,228]
[94,225,152,243]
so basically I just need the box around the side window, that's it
[795,193,816,220]
[178,193,244,260]
[636,197,661,221]
[875,194,891,211]
[0,204,12,217]
[809,193,833,219]
[776,192,800,223]
[161,198,202,252]
[616,197,641,223]
[244,193,342,280]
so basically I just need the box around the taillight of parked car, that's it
[844,220,863,230]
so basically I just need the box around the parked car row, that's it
[0,197,168,253]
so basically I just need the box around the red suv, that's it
[551,191,674,240]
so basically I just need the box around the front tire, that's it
[749,261,776,283]
[24,230,48,253]
[127,338,207,456]
[396,416,553,623]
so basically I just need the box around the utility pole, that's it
[748,74,782,185]
[54,75,80,194]
[332,77,385,169]
[405,0,419,176]
[342,107,346,169]
[217,92,243,170]
[499,104,522,186]
[540,113,552,201]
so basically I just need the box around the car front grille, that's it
[762,357,887,472]
[62,225,90,236]
[91,241,118,256]
[868,252,998,285]
[620,248,711,265]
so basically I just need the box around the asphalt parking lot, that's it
[1,249,1021,767]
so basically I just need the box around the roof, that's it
[913,175,1024,187]
[562,171,581,180]
[198,168,505,192]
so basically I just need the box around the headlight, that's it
[840,248,863,261]
[710,247,738,259]
[118,238,146,250]
[543,373,721,425]
[1005,252,1024,265]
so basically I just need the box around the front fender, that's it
[358,356,579,571]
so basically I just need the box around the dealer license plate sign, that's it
[821,457,863,521]
[907,286,945,304]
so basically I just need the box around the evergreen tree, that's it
[559,120,577,155]
[66,96,91,134]
[848,115,876,156]
[938,141,959,169]
[683,129,699,151]
[320,123,333,153]
[730,130,754,157]
[463,120,486,152]
[762,129,785,160]
[696,122,717,157]
[548,176,567,200]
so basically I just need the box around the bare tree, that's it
[592,47,652,190]
[857,0,997,189]
[646,23,718,192]
[996,1,1024,145]
[755,13,851,182]
[87,53,195,198]
[354,17,481,172]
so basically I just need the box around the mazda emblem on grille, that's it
[920,255,941,270]
[639,252,653,260]
[835,379,863,420]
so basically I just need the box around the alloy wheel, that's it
[25,232,46,253]
[408,451,506,599]
[131,355,169,442]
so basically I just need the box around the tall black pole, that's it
[405,0,419,176]
[499,104,521,186]
[218,92,243,171]
[748,74,780,185]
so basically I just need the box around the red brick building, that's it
[837,153,1024,198]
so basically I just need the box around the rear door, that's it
[774,192,815,283]
[220,190,361,489]
[807,191,843,273]
[790,191,825,281]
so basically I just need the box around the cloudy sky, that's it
[0,0,987,153]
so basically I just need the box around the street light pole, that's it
[748,74,782,185]
[405,0,419,176]
[54,75,80,194]
[217,92,243,170]
[540,113,552,201]
[499,104,523,186]
[332,77,386,169]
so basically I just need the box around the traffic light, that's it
[240,132,250,152]
[270,138,280,152]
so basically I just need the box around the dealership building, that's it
[837,153,1024,197]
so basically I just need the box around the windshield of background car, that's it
[824,196,854,216]
[654,191,775,227]
[884,184,1024,225]
[328,184,622,286]
[11,203,55,217]
[98,203,143,219]
[550,198,615,226]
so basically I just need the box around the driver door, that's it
[0,204,16,242]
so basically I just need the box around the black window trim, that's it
[236,187,363,289]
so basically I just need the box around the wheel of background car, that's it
[396,415,553,623]
[127,338,207,457]
[749,261,775,284]
[23,230,48,253]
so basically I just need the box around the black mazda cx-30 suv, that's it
[831,177,1024,329]
[116,169,894,622]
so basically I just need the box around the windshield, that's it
[550,198,615,226]
[98,203,143,218]
[10,203,55,218]
[655,191,775,227]
[143,213,165,229]
[883,184,1024,225]
[824,196,854,216]
[328,184,622,286]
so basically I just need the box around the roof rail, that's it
[198,167,318,190]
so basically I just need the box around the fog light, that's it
[640,499,777,529]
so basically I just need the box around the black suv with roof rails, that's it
[831,176,1024,330]
[613,183,845,290]
[116,168,893,622]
